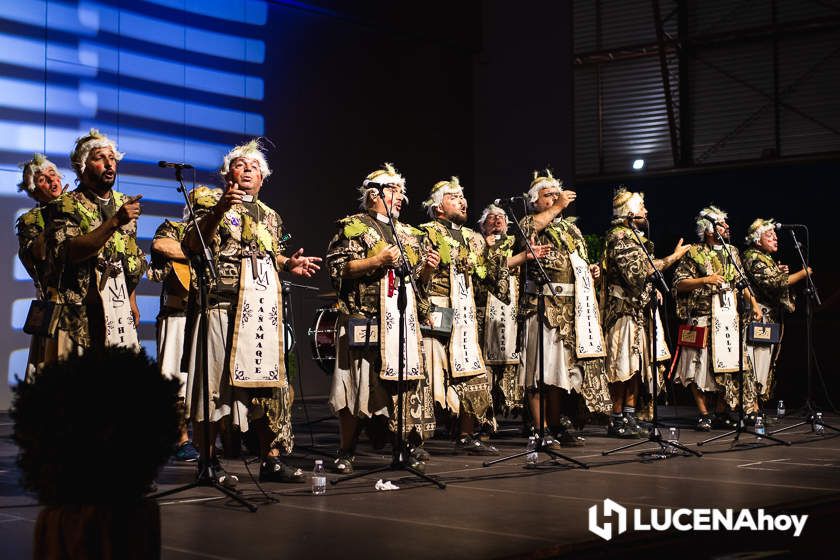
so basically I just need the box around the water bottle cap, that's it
[315,459,323,465]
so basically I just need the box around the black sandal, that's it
[259,457,305,483]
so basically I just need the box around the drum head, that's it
[309,307,339,374]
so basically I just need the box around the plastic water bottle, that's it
[525,436,538,467]
[815,412,825,435]
[667,426,680,454]
[311,460,326,495]
[754,415,765,439]
[776,400,786,422]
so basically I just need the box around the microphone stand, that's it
[603,218,701,458]
[698,223,789,448]
[484,200,588,470]
[151,168,257,511]
[770,227,837,435]
[281,279,335,457]
[332,191,445,488]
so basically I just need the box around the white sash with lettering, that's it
[99,270,140,350]
[483,275,519,365]
[379,273,424,381]
[229,256,285,388]
[711,289,740,373]
[449,269,486,378]
[569,251,606,358]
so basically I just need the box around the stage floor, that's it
[2,405,840,559]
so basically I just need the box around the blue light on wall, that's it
[0,0,268,407]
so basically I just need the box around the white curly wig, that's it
[357,162,407,210]
[745,218,777,246]
[695,205,728,239]
[220,138,271,182]
[612,186,645,220]
[526,169,562,210]
[477,203,507,230]
[422,176,463,219]
[69,129,124,178]
[18,153,61,194]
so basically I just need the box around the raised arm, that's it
[529,190,576,233]
[65,195,141,263]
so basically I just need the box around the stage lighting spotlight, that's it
[632,159,645,171]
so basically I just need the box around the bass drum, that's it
[308,307,339,374]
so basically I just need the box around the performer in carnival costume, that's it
[743,219,812,403]
[418,177,510,455]
[475,204,550,418]
[672,206,764,430]
[602,187,689,438]
[326,163,437,473]
[148,188,221,463]
[44,129,145,361]
[518,170,611,447]
[16,154,66,379]
[183,139,321,485]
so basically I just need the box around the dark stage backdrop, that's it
[474,1,575,210]
[0,0,481,409]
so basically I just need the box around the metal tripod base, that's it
[483,438,589,469]
[330,447,446,489]
[150,463,258,512]
[770,415,840,436]
[698,424,791,447]
[603,428,702,457]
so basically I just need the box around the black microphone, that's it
[698,213,719,224]
[158,161,194,169]
[493,196,525,206]
[774,223,806,230]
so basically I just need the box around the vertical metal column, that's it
[653,0,680,167]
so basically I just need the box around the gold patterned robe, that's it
[44,189,146,353]
[419,218,509,427]
[743,247,795,400]
[602,225,666,414]
[325,212,435,438]
[474,234,524,416]
[517,215,611,418]
[183,196,293,452]
[672,243,757,410]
